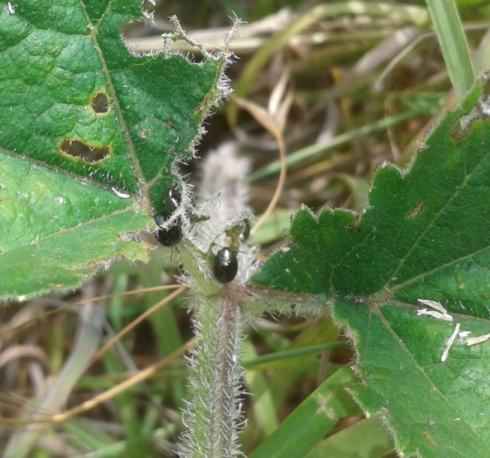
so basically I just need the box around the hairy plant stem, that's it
[213,295,242,456]
[178,290,244,458]
[176,142,253,457]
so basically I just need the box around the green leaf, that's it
[0,0,223,300]
[254,80,490,457]
[335,299,490,458]
[0,153,149,299]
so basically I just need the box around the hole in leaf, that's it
[91,92,109,114]
[121,12,206,64]
[60,139,110,163]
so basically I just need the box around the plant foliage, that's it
[0,0,223,300]
[254,82,490,457]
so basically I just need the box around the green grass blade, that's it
[305,417,394,458]
[243,339,279,436]
[249,108,426,182]
[250,368,360,458]
[426,0,475,99]
[244,342,347,370]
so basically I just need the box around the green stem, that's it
[178,294,244,458]
[249,109,425,182]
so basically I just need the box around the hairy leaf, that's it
[254,82,490,457]
[0,0,223,300]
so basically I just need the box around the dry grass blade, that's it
[3,301,104,458]
[0,284,181,343]
[53,339,192,425]
[92,285,187,362]
[0,340,194,427]
[0,393,60,427]
[127,8,293,54]
[75,284,181,305]
[0,345,47,370]
[233,96,288,235]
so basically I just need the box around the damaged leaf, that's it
[254,81,490,457]
[0,0,224,300]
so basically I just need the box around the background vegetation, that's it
[2,0,490,456]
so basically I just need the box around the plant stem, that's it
[178,293,244,458]
[426,0,475,100]
[214,297,242,456]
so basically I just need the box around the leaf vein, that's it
[388,151,487,289]
[376,308,481,438]
[79,0,151,212]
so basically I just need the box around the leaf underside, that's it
[0,0,223,300]
[254,82,490,457]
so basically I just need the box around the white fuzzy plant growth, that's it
[177,142,256,458]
